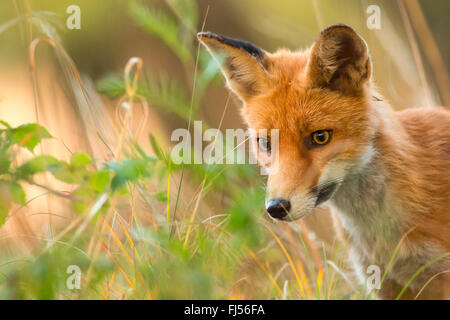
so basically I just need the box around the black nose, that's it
[266,198,291,219]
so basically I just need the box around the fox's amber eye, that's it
[257,137,271,153]
[311,130,332,146]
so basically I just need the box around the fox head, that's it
[198,24,377,221]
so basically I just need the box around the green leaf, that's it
[154,190,168,203]
[0,180,26,227]
[0,148,11,174]
[10,181,26,205]
[107,159,152,191]
[71,152,92,168]
[89,170,110,192]
[0,120,11,129]
[9,123,52,152]
[72,182,110,214]
[0,200,10,227]
[16,153,90,184]
[52,163,83,184]
[72,183,95,214]
[16,155,61,179]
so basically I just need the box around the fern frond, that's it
[97,74,126,99]
[142,72,190,120]
[97,72,190,120]
[129,1,192,64]
[165,0,198,31]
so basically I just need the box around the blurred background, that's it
[1,1,448,130]
[0,0,448,299]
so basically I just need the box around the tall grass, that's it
[0,0,447,300]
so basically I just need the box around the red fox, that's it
[198,24,450,299]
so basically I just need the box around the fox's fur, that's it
[198,24,450,299]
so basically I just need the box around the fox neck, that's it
[328,97,411,261]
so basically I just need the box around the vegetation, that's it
[0,0,446,300]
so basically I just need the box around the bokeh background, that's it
[0,0,448,299]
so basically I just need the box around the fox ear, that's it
[306,24,372,94]
[197,32,269,100]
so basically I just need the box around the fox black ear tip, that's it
[197,31,219,41]
[197,31,207,39]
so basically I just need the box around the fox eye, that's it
[311,130,332,146]
[257,137,271,153]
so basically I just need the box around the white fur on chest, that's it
[329,160,403,264]
[326,152,447,290]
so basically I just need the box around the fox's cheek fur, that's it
[318,143,377,188]
[264,142,375,221]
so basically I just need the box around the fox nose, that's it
[266,198,291,219]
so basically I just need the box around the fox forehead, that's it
[241,51,372,140]
[242,48,370,127]
[265,48,310,83]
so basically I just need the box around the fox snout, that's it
[263,142,345,221]
[265,181,339,221]
[265,198,291,219]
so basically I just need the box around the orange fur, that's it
[199,24,450,299]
